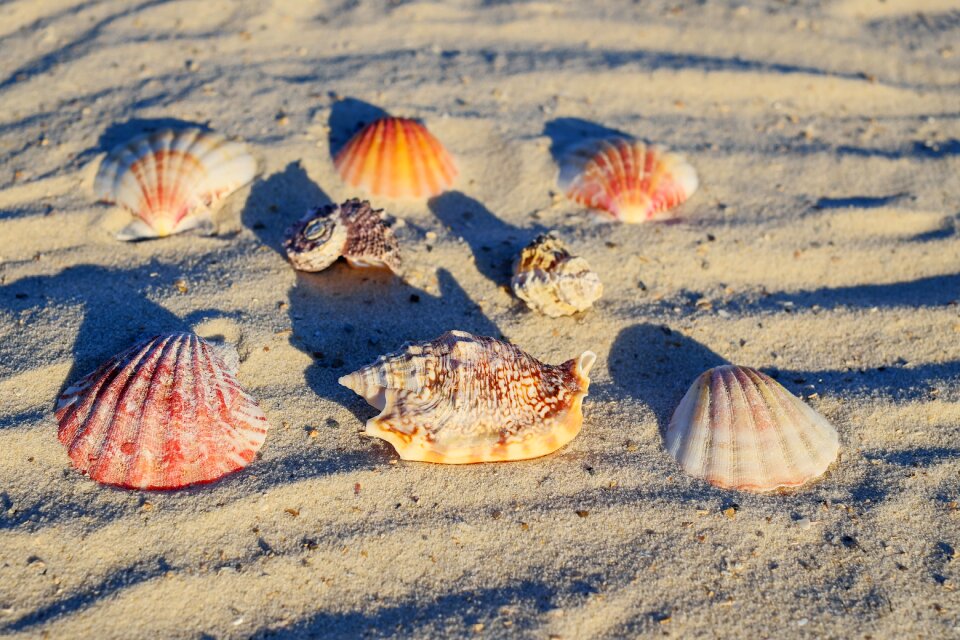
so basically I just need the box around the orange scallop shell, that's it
[333,117,457,199]
[55,333,270,490]
[559,137,698,223]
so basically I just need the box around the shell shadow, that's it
[287,265,501,424]
[327,98,390,159]
[607,323,728,435]
[542,117,630,166]
[428,191,544,288]
[0,263,238,401]
[241,161,332,256]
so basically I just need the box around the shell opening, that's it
[304,217,334,242]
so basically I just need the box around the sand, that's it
[1,0,959,637]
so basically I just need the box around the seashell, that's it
[283,198,402,274]
[511,231,602,317]
[558,137,697,223]
[55,333,270,489]
[665,365,839,492]
[334,117,457,199]
[339,330,596,464]
[94,128,257,240]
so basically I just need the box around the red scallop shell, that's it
[55,333,270,490]
[333,117,457,199]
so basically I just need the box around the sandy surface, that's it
[1,0,959,638]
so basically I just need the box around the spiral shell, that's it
[665,365,839,492]
[511,232,602,317]
[333,117,457,199]
[559,137,697,223]
[55,333,270,489]
[283,198,402,274]
[94,128,257,240]
[339,331,596,464]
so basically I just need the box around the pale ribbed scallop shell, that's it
[55,333,270,489]
[94,128,257,240]
[559,137,697,223]
[511,232,602,317]
[283,198,402,274]
[333,117,457,199]
[339,330,596,464]
[665,365,839,492]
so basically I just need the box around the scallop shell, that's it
[559,137,697,223]
[55,333,270,489]
[283,198,402,274]
[333,117,457,199]
[665,365,839,492]
[511,232,602,317]
[339,330,596,464]
[94,128,257,240]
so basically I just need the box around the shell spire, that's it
[94,128,257,240]
[511,232,602,317]
[333,117,457,199]
[665,365,840,492]
[283,198,402,274]
[559,137,697,223]
[339,331,596,464]
[55,333,270,490]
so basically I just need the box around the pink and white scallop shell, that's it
[94,128,257,240]
[55,333,270,490]
[559,137,697,223]
[665,365,839,492]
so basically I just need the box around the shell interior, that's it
[94,128,257,240]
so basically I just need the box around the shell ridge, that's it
[701,368,722,479]
[122,332,191,488]
[175,335,211,486]
[87,333,177,485]
[734,367,778,490]
[715,367,741,486]
[745,368,804,487]
[765,375,833,478]
[164,135,206,229]
[65,334,168,458]
[202,337,263,464]
[409,121,438,197]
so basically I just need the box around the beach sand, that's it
[1,0,959,637]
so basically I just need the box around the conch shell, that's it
[511,232,602,317]
[283,198,402,274]
[339,331,596,463]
